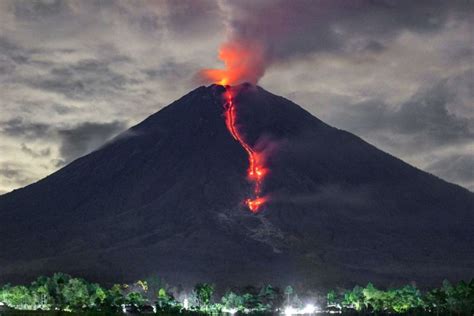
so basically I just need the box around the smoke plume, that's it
[199,0,470,86]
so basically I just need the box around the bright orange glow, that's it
[223,87,268,212]
[246,196,268,213]
[200,41,265,86]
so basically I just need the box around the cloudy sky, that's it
[0,0,473,194]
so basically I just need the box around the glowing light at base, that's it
[284,304,319,315]
[222,307,238,315]
[284,306,298,316]
[223,87,268,213]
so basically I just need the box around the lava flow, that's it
[223,87,268,212]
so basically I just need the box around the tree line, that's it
[327,280,474,315]
[0,273,473,315]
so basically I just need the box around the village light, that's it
[300,304,316,314]
[284,305,297,315]
[222,307,238,315]
[283,304,318,315]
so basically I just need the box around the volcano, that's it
[0,83,473,288]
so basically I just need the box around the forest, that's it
[0,273,473,315]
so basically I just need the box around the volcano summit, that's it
[0,83,473,288]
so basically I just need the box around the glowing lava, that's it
[200,41,265,86]
[223,87,268,213]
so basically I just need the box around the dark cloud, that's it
[13,0,71,20]
[0,36,34,74]
[392,84,472,142]
[27,59,139,100]
[317,70,473,191]
[0,166,21,179]
[338,71,474,148]
[364,40,386,53]
[0,117,51,139]
[163,0,224,38]
[144,60,198,88]
[57,121,127,164]
[200,0,472,84]
[427,154,474,191]
[1,117,127,166]
[0,0,471,194]
[20,143,51,158]
[226,0,473,64]
[0,162,36,188]
[50,103,75,115]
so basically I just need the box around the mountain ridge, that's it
[0,83,472,288]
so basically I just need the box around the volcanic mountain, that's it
[0,84,473,288]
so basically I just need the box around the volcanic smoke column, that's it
[223,87,268,212]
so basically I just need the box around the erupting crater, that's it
[222,86,268,213]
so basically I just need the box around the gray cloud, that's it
[0,0,472,194]
[57,121,127,164]
[339,71,474,149]
[0,166,21,180]
[1,117,51,139]
[163,0,224,38]
[0,162,37,189]
[310,70,474,191]
[13,0,71,20]
[26,58,138,100]
[225,0,473,66]
[0,36,36,74]
[427,154,474,191]
[1,116,127,170]
[20,143,51,158]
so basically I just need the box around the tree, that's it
[326,290,338,306]
[390,284,423,313]
[342,285,364,311]
[47,272,72,310]
[145,275,165,302]
[105,284,126,311]
[62,278,91,311]
[258,285,283,311]
[194,283,214,308]
[31,283,51,309]
[284,286,294,305]
[1,285,34,309]
[241,292,261,310]
[362,283,384,311]
[156,287,177,310]
[89,283,107,308]
[221,291,244,311]
[127,292,146,308]
[441,280,474,315]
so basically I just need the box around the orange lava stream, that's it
[223,87,268,212]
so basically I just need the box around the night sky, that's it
[0,0,472,194]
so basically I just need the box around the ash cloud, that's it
[216,0,472,83]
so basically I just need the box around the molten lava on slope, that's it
[200,36,271,212]
[223,87,268,212]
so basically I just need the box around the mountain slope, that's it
[0,83,472,288]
